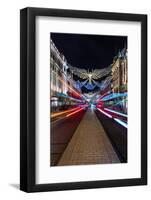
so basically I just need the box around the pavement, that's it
[58,108,120,166]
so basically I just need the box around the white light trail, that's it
[104,108,127,117]
[114,118,128,128]
[97,108,112,118]
[97,108,127,129]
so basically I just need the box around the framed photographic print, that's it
[20,7,147,192]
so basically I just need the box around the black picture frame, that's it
[20,7,147,192]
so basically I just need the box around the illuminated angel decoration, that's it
[70,65,111,84]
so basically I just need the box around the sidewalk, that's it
[58,108,120,166]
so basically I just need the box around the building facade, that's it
[111,48,128,114]
[111,48,128,93]
[50,39,83,112]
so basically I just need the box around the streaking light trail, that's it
[97,108,127,128]
[101,92,127,101]
[97,108,112,118]
[104,108,127,117]
[66,107,85,117]
[52,71,82,98]
[51,107,80,118]
[114,118,128,128]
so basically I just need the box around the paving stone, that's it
[58,108,120,166]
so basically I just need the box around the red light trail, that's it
[51,107,81,118]
[66,107,85,117]
[52,71,82,98]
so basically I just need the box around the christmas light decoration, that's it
[70,65,111,84]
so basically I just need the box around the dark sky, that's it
[51,33,127,70]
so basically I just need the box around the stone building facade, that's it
[50,39,82,112]
[111,48,128,93]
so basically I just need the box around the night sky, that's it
[51,33,127,70]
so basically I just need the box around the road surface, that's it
[57,108,120,166]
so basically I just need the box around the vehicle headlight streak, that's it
[51,107,81,118]
[114,118,128,128]
[104,108,127,118]
[97,108,112,118]
[101,92,127,101]
[66,107,85,117]
[97,108,127,128]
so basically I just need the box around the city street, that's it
[51,106,127,166]
[50,33,127,166]
[58,108,120,166]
